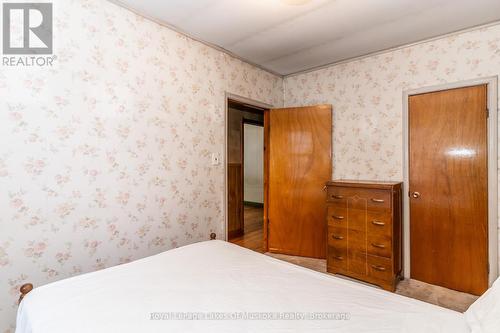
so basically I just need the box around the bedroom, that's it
[1,0,500,332]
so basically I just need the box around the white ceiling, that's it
[113,0,500,76]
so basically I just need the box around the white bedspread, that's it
[16,240,469,333]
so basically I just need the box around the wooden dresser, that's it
[325,180,403,291]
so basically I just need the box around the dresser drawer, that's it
[367,210,392,237]
[328,246,347,271]
[327,186,391,211]
[326,205,347,226]
[326,186,347,203]
[328,207,391,234]
[327,226,347,247]
[367,234,392,258]
[367,255,393,281]
[365,190,391,210]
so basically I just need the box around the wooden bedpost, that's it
[19,283,33,304]
[210,232,216,240]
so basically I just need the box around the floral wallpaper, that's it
[285,24,500,180]
[0,0,282,331]
[284,22,500,280]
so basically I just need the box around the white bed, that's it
[15,240,497,332]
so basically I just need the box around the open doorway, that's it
[226,98,266,253]
[225,94,332,258]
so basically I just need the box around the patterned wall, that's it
[0,0,282,331]
[285,24,500,181]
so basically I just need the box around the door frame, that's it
[224,93,273,242]
[402,76,499,286]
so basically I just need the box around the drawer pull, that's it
[332,215,345,220]
[333,256,344,260]
[331,194,344,199]
[371,243,386,249]
[371,220,385,226]
[332,235,344,240]
[371,198,385,203]
[371,265,386,271]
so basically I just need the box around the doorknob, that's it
[411,191,421,199]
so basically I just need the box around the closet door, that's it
[266,105,332,258]
[409,85,488,295]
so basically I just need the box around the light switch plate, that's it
[211,153,220,166]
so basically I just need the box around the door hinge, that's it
[486,108,489,118]
[487,262,490,274]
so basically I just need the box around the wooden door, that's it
[409,85,488,295]
[267,105,332,258]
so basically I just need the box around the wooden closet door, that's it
[409,85,488,295]
[267,105,332,258]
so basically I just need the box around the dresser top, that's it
[326,179,403,189]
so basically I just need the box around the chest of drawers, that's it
[326,180,403,291]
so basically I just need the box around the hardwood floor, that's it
[229,205,264,253]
